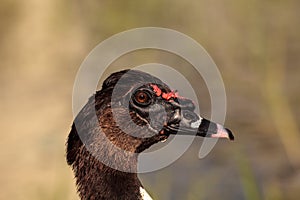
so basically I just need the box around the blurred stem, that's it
[263,18,300,169]
[186,179,205,200]
[235,145,261,200]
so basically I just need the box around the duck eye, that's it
[133,90,151,106]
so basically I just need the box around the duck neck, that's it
[73,146,144,200]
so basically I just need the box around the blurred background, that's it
[1,0,300,199]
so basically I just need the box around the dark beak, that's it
[165,110,234,140]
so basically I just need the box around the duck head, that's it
[76,69,234,155]
[66,69,234,199]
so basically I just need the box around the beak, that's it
[165,111,234,140]
[195,118,234,140]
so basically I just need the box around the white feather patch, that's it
[140,187,153,200]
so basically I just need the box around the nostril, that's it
[169,109,181,124]
[182,110,198,122]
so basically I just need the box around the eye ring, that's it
[133,90,152,106]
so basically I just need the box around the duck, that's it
[66,69,234,200]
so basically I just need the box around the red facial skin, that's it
[150,84,179,101]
